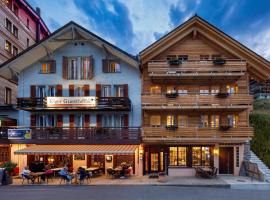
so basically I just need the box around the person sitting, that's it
[21,166,35,183]
[77,167,87,184]
[59,167,72,184]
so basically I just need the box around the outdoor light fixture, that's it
[213,148,219,155]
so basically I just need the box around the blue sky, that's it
[28,0,270,59]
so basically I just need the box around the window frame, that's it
[5,40,12,53]
[5,18,12,32]
[4,87,12,104]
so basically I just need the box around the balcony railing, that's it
[0,127,141,145]
[142,93,253,110]
[147,59,246,78]
[17,97,131,111]
[142,126,253,143]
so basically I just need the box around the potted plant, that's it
[158,172,167,183]
[0,161,17,184]
[166,125,178,131]
[219,125,232,131]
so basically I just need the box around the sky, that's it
[28,0,270,60]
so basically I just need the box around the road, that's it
[0,185,269,200]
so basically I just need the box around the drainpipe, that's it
[35,7,41,42]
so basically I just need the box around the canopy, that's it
[14,145,138,155]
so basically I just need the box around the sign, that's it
[47,97,97,108]
[8,129,32,139]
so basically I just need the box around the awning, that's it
[14,145,138,155]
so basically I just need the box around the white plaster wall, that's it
[168,168,195,176]
[72,155,87,172]
[10,144,27,173]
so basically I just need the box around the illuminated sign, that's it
[47,97,97,108]
[8,129,31,140]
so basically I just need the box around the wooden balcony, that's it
[142,93,253,110]
[142,126,253,144]
[147,59,246,80]
[17,97,131,111]
[0,127,141,145]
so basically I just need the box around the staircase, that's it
[250,151,270,182]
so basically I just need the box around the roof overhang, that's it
[0,21,138,80]
[140,15,270,82]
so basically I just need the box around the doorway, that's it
[144,147,165,174]
[219,147,234,174]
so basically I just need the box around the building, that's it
[139,16,270,176]
[0,21,142,174]
[250,79,270,99]
[1,0,50,63]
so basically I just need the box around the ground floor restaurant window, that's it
[169,147,186,166]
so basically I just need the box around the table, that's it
[86,167,99,172]
[51,168,63,171]
[31,172,45,184]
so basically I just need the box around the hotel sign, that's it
[46,97,97,108]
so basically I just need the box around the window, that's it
[150,85,161,94]
[211,115,219,128]
[36,115,47,127]
[150,115,161,127]
[200,55,209,61]
[114,115,125,127]
[179,55,188,62]
[211,86,220,95]
[40,62,55,74]
[37,86,46,98]
[201,147,211,166]
[103,60,121,73]
[166,86,177,94]
[27,18,29,29]
[177,87,188,95]
[114,85,124,97]
[200,86,209,95]
[167,115,176,126]
[13,4,18,16]
[4,87,12,104]
[5,40,12,53]
[75,115,83,127]
[74,85,84,97]
[68,58,78,79]
[12,46,18,56]
[169,147,187,166]
[81,57,91,79]
[5,18,12,32]
[178,115,188,127]
[12,25,18,37]
[227,84,238,94]
[102,115,112,127]
[200,115,209,128]
[47,86,56,97]
[227,115,238,127]
[47,115,56,127]
[27,38,29,48]
[192,147,201,166]
[102,85,111,97]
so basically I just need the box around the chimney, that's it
[35,7,41,42]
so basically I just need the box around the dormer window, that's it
[102,59,121,73]
[40,60,56,74]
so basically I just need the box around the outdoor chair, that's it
[59,175,68,184]
[211,167,218,178]
[45,171,54,184]
[106,168,115,179]
[21,174,34,184]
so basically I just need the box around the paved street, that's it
[0,186,269,200]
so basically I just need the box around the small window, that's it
[101,85,111,97]
[150,115,161,127]
[114,85,124,97]
[150,85,161,94]
[200,115,209,128]
[167,115,176,126]
[26,18,29,29]
[178,115,188,128]
[13,4,18,16]
[81,57,92,79]
[4,87,12,104]
[5,40,12,53]
[103,60,121,73]
[68,58,78,79]
[5,18,12,32]
[40,61,55,74]
[12,46,18,56]
[47,86,56,97]
[37,86,46,98]
[226,84,238,94]
[74,85,84,97]
[211,115,219,128]
[12,25,18,37]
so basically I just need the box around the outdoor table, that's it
[31,172,45,184]
[86,167,99,172]
[51,167,63,176]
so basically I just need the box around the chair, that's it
[45,171,54,184]
[106,168,115,179]
[59,175,68,184]
[211,167,218,178]
[78,169,87,185]
[86,172,92,183]
[21,174,34,184]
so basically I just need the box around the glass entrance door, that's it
[150,153,159,172]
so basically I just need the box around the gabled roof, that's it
[140,15,270,82]
[0,21,138,79]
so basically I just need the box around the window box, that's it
[168,59,181,65]
[215,92,229,98]
[165,92,178,98]
[213,58,226,65]
[219,125,232,131]
[166,125,178,131]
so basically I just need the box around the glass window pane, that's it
[192,147,201,166]
[169,147,178,166]
[167,115,175,126]
[202,147,211,166]
[178,147,186,166]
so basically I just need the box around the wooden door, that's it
[219,147,234,174]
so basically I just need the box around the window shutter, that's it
[57,114,63,127]
[50,60,56,73]
[102,59,109,73]
[83,84,90,96]
[96,84,101,97]
[30,85,36,97]
[69,84,74,97]
[69,114,75,128]
[96,114,102,127]
[123,84,128,97]
[89,56,94,79]
[62,56,68,79]
[30,114,36,126]
[56,85,62,97]
[124,114,129,127]
[84,114,90,127]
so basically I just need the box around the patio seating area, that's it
[195,167,218,179]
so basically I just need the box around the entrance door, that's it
[150,153,159,172]
[219,147,234,174]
